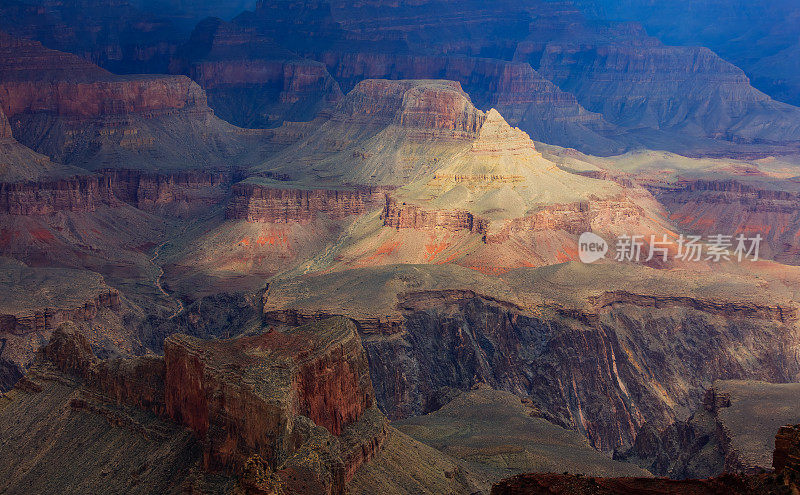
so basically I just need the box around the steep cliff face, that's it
[0,176,115,215]
[491,417,800,494]
[382,198,489,234]
[0,169,233,216]
[314,51,619,153]
[223,0,800,155]
[647,178,800,264]
[263,263,800,453]
[14,318,389,495]
[104,169,233,213]
[172,17,343,128]
[617,380,800,478]
[0,259,123,391]
[256,79,487,185]
[227,183,388,223]
[0,0,183,75]
[163,317,386,493]
[0,32,248,171]
[534,41,800,144]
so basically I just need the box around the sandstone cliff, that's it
[0,32,249,171]
[227,182,388,223]
[0,259,122,391]
[0,168,235,216]
[256,79,486,185]
[19,317,389,495]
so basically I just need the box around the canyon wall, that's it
[268,289,800,453]
[36,318,387,495]
[0,291,120,336]
[172,17,344,128]
[533,42,800,143]
[0,169,235,215]
[0,106,9,139]
[647,178,800,264]
[382,197,489,234]
[227,183,388,223]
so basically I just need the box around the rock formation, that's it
[0,258,123,391]
[263,262,800,452]
[226,182,388,223]
[171,17,343,128]
[617,380,800,478]
[490,416,800,494]
[0,169,234,216]
[213,0,800,156]
[3,318,389,495]
[0,32,250,171]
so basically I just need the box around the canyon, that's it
[2,2,800,493]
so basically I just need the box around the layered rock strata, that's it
[0,32,246,170]
[0,169,235,215]
[32,318,388,495]
[262,263,800,452]
[172,17,343,128]
[227,183,389,223]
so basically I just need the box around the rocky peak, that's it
[338,79,484,137]
[471,108,538,156]
[164,316,379,472]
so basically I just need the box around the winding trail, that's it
[149,241,184,320]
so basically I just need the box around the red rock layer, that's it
[335,79,484,136]
[382,196,644,239]
[382,197,489,234]
[0,169,234,215]
[38,318,386,494]
[0,76,207,119]
[0,33,206,119]
[648,178,800,262]
[226,183,389,223]
[104,168,233,210]
[0,291,120,335]
[0,175,116,214]
[163,318,376,472]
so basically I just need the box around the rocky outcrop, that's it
[382,197,489,234]
[0,169,235,216]
[267,278,800,452]
[103,168,233,212]
[0,32,247,170]
[491,418,800,494]
[0,291,120,336]
[489,472,777,495]
[318,54,619,150]
[32,318,388,495]
[336,79,485,138]
[0,33,204,117]
[617,380,800,478]
[0,106,9,139]
[164,318,376,467]
[227,183,388,223]
[773,425,800,475]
